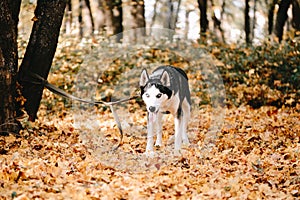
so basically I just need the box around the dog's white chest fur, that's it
[139,66,191,153]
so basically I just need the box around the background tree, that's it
[0,0,21,135]
[149,0,159,30]
[245,0,251,44]
[184,9,192,39]
[267,0,278,35]
[149,0,181,35]
[104,0,123,42]
[18,0,66,121]
[197,0,208,40]
[210,0,225,43]
[78,0,95,38]
[96,0,106,34]
[251,0,257,41]
[165,0,181,30]
[273,0,300,41]
[274,0,291,41]
[268,0,278,35]
[129,0,146,41]
[64,0,72,34]
[291,0,300,34]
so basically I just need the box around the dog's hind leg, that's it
[174,107,183,151]
[181,98,190,145]
[155,112,163,147]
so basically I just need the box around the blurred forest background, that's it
[16,0,299,111]
[20,0,300,43]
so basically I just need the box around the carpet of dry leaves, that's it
[1,103,299,199]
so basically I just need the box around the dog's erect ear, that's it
[140,69,149,87]
[160,70,170,87]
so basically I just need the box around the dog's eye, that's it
[145,93,150,98]
[156,93,162,98]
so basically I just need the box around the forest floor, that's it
[1,35,300,199]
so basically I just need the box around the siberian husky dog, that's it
[140,66,191,153]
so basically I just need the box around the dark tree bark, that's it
[105,0,123,42]
[0,0,21,135]
[245,0,251,44]
[197,0,208,38]
[268,0,278,35]
[274,0,291,41]
[18,0,66,121]
[8,0,22,34]
[291,0,300,32]
[130,0,146,40]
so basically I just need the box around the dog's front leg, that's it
[174,117,183,151]
[146,114,154,152]
[155,112,163,147]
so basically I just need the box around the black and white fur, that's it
[140,66,191,153]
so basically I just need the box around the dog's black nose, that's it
[149,106,156,112]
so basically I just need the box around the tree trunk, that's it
[172,0,181,31]
[211,0,225,43]
[165,0,174,29]
[79,0,84,37]
[274,0,291,41]
[64,0,72,34]
[84,0,95,35]
[78,0,95,37]
[268,0,278,35]
[150,0,158,29]
[184,10,192,39]
[251,0,257,41]
[104,0,123,42]
[0,0,21,135]
[97,0,106,33]
[291,0,300,32]
[130,0,146,41]
[197,0,208,39]
[245,0,251,44]
[113,0,123,42]
[18,0,66,121]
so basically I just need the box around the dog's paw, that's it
[154,145,161,151]
[143,150,156,157]
[173,149,182,157]
[182,139,190,146]
[154,141,162,147]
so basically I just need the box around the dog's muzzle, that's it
[148,106,158,123]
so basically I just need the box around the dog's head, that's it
[139,69,172,114]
